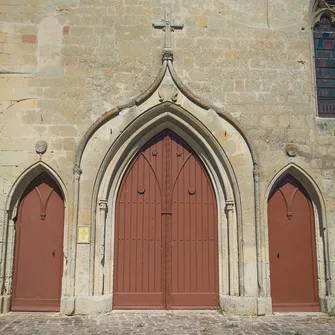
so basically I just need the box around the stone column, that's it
[253,164,264,296]
[226,200,238,296]
[104,201,113,296]
[96,200,108,295]
[61,165,81,315]
[0,209,14,313]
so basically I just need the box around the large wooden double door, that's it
[12,174,64,312]
[113,130,219,309]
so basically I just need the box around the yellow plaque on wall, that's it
[77,226,90,244]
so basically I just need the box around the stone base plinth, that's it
[61,296,76,315]
[74,295,113,315]
[325,296,335,315]
[0,295,11,313]
[219,295,272,316]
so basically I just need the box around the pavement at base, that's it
[0,311,335,334]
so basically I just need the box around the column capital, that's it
[98,200,108,212]
[73,165,82,180]
[225,200,235,212]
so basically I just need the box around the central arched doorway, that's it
[113,130,219,309]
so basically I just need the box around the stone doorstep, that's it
[1,310,330,317]
[272,312,328,316]
[111,309,219,314]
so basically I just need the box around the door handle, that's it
[52,250,55,257]
[277,253,280,258]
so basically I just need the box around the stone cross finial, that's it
[152,8,184,61]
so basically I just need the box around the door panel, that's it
[268,175,319,312]
[114,130,219,309]
[169,134,219,309]
[12,174,64,312]
[113,134,165,309]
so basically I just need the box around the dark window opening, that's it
[314,15,335,117]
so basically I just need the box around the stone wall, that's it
[0,0,334,314]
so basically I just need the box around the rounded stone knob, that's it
[35,141,48,155]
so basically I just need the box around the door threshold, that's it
[5,311,60,316]
[272,312,326,316]
[112,310,218,313]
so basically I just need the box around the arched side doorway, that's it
[268,174,320,312]
[11,173,65,312]
[113,130,219,309]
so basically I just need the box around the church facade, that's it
[0,0,334,315]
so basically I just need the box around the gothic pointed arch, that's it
[74,35,261,312]
[312,0,335,26]
[266,163,326,224]
[75,61,259,170]
[86,102,252,308]
[265,163,331,309]
[5,161,67,215]
[94,103,238,205]
[112,129,219,309]
[0,162,68,313]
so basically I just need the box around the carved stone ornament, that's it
[73,164,83,180]
[225,201,235,213]
[35,141,48,155]
[158,84,178,102]
[313,0,335,26]
[286,144,298,157]
[162,48,174,62]
[99,200,108,212]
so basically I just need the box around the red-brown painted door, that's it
[113,133,165,309]
[268,175,319,312]
[12,174,64,312]
[113,130,218,309]
[168,133,219,309]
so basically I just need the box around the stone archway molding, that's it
[74,59,259,170]
[73,56,266,315]
[90,103,245,314]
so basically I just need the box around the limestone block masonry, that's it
[0,0,334,316]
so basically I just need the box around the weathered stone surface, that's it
[0,0,334,316]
